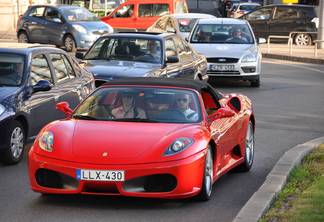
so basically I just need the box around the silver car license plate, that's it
[210,64,235,71]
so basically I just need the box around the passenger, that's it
[175,94,198,121]
[112,91,146,118]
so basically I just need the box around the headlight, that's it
[0,104,5,116]
[38,131,54,152]
[241,53,257,63]
[164,138,194,156]
[72,24,87,34]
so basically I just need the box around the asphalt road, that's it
[1,59,324,222]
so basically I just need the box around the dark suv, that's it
[240,4,318,45]
[0,44,94,165]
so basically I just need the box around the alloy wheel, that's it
[204,148,213,197]
[245,122,254,167]
[295,34,311,46]
[10,127,24,160]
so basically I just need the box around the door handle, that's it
[31,21,38,25]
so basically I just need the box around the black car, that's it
[240,4,318,45]
[76,32,208,87]
[0,44,94,164]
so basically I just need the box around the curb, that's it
[233,136,324,222]
[262,53,324,65]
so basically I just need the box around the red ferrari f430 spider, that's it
[28,78,255,200]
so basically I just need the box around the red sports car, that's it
[28,78,255,200]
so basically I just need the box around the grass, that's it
[260,144,324,222]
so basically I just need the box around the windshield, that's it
[0,53,24,86]
[190,23,254,44]
[177,18,198,33]
[91,0,123,10]
[73,87,202,123]
[61,7,99,22]
[85,37,163,64]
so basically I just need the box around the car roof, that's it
[197,18,248,25]
[172,13,216,19]
[263,4,316,8]
[29,4,82,9]
[0,43,66,55]
[238,2,260,6]
[102,77,221,95]
[101,32,174,39]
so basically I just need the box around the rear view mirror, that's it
[56,102,73,118]
[166,56,179,63]
[32,80,52,93]
[258,38,266,44]
[75,51,86,60]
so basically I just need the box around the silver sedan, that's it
[188,18,265,87]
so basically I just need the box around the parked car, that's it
[76,32,208,87]
[28,77,255,200]
[0,44,94,165]
[188,18,265,87]
[147,13,216,40]
[240,4,318,46]
[228,3,260,18]
[100,0,188,31]
[17,5,114,52]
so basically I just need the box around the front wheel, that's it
[18,31,29,43]
[0,121,25,165]
[250,77,260,87]
[64,35,76,52]
[197,147,214,201]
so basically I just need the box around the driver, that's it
[226,27,248,43]
[175,94,198,121]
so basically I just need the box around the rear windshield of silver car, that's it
[0,53,25,86]
[85,37,163,64]
[190,23,254,44]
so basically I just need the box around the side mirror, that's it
[208,108,235,121]
[32,80,52,93]
[258,38,266,44]
[56,102,73,117]
[166,27,176,33]
[52,18,62,23]
[75,51,86,60]
[166,55,179,63]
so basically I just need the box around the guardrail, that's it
[267,35,292,54]
[314,40,324,57]
[267,31,320,56]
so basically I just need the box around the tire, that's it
[236,121,254,172]
[197,147,214,201]
[294,33,312,46]
[250,77,260,87]
[18,31,29,43]
[0,121,25,165]
[64,34,76,52]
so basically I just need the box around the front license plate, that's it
[210,64,235,71]
[76,169,125,181]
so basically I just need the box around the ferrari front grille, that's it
[35,169,78,190]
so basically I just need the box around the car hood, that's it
[44,120,198,164]
[72,21,112,32]
[192,43,257,59]
[84,60,161,80]
[0,87,19,102]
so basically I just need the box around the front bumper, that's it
[75,33,106,50]
[28,149,206,199]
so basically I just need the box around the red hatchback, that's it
[28,78,255,200]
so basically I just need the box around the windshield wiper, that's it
[73,114,99,120]
[111,118,160,123]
